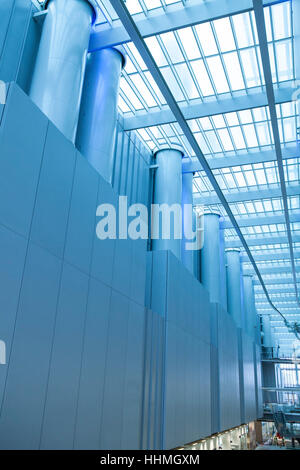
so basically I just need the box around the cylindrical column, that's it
[76,47,125,183]
[30,0,95,142]
[226,248,243,328]
[243,274,256,339]
[262,314,273,347]
[181,172,194,273]
[152,145,184,260]
[219,226,227,311]
[201,212,221,304]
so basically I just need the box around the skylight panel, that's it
[275,41,293,81]
[199,117,213,131]
[177,28,201,60]
[118,95,131,113]
[282,117,296,142]
[127,43,147,70]
[225,112,239,126]
[206,56,230,94]
[243,124,259,148]
[130,74,157,107]
[224,173,236,189]
[235,172,247,188]
[160,31,185,63]
[191,60,214,96]
[120,77,144,110]
[144,71,167,105]
[160,67,185,101]
[144,37,167,66]
[205,131,222,153]
[265,166,278,185]
[144,0,162,9]
[213,17,236,53]
[217,129,234,152]
[240,48,262,88]
[244,170,257,187]
[223,52,245,91]
[232,13,255,48]
[230,126,246,149]
[269,2,292,41]
[174,63,200,99]
[195,23,218,56]
[125,0,143,15]
[256,122,272,146]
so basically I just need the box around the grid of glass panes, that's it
[133,102,297,160]
[118,1,294,116]
[196,196,299,217]
[193,158,299,197]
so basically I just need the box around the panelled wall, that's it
[0,83,148,450]
[0,81,263,450]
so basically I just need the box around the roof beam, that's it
[257,301,299,307]
[253,0,300,308]
[90,0,256,51]
[183,145,299,173]
[244,266,300,275]
[241,251,300,262]
[257,289,297,295]
[123,85,293,131]
[226,234,300,248]
[222,213,299,229]
[194,184,300,205]
[254,278,300,286]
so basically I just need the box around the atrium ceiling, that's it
[39,0,300,353]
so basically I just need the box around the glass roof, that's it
[39,0,299,349]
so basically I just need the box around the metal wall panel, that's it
[242,332,257,423]
[0,243,61,449]
[73,278,111,450]
[0,84,48,237]
[0,225,27,407]
[218,307,241,431]
[31,122,76,259]
[40,263,89,449]
[0,0,34,84]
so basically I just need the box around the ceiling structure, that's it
[40,0,300,353]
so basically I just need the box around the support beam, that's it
[244,266,300,275]
[222,213,299,230]
[226,235,300,248]
[90,0,256,51]
[254,278,300,286]
[256,301,299,307]
[253,0,300,307]
[183,145,299,173]
[256,289,297,295]
[195,185,300,206]
[90,0,278,52]
[241,252,300,262]
[123,85,293,131]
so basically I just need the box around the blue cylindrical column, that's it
[181,172,194,273]
[30,0,95,142]
[262,314,273,347]
[152,145,184,260]
[201,212,221,304]
[219,226,227,311]
[76,47,125,183]
[243,274,256,339]
[226,248,243,328]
